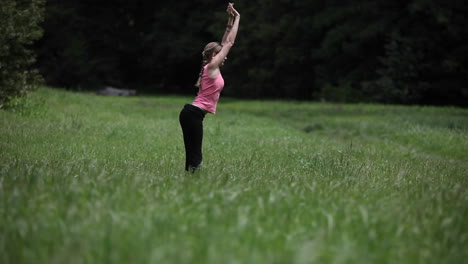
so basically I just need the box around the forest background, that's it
[2,0,468,106]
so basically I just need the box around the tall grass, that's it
[1,87,467,263]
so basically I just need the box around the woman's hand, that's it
[226,4,234,27]
[227,3,240,18]
[220,2,240,50]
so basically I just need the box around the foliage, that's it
[36,0,211,92]
[362,33,429,104]
[0,0,45,109]
[34,0,468,106]
[362,1,468,105]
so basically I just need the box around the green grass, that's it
[1,87,467,264]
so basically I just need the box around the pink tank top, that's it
[192,65,224,114]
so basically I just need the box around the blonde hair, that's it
[195,42,223,87]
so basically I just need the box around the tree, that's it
[314,0,468,106]
[36,0,214,93]
[34,0,468,106]
[0,0,45,108]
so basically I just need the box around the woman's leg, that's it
[179,105,204,172]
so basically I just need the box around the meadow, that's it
[1,87,467,264]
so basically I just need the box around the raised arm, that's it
[223,3,240,46]
[221,8,235,44]
[209,3,240,69]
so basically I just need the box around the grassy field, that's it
[1,87,467,264]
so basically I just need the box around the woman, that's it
[179,3,240,172]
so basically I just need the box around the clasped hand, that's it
[227,2,240,18]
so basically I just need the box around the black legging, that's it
[179,104,206,172]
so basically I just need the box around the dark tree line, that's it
[33,0,468,106]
